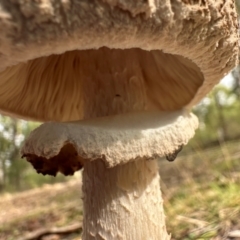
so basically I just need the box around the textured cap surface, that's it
[0,0,238,121]
[21,110,198,175]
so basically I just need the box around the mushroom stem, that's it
[82,158,170,240]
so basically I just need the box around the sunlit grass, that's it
[161,140,240,239]
[164,181,240,239]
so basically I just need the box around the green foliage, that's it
[191,83,240,148]
[161,141,240,240]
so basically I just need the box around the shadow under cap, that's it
[0,0,238,122]
[21,110,198,176]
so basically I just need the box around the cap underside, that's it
[0,48,204,122]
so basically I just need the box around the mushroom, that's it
[0,0,238,239]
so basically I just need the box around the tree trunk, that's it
[0,158,6,192]
[213,92,227,142]
[82,158,170,240]
[9,118,21,191]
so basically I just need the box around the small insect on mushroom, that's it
[165,145,183,162]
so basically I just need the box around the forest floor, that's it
[0,141,240,240]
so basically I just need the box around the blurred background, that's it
[1,4,240,240]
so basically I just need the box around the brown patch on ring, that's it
[165,145,183,162]
[22,144,83,176]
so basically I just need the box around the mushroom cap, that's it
[21,110,198,176]
[0,0,238,121]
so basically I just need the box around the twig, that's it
[176,215,209,227]
[17,223,82,240]
[228,230,240,238]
